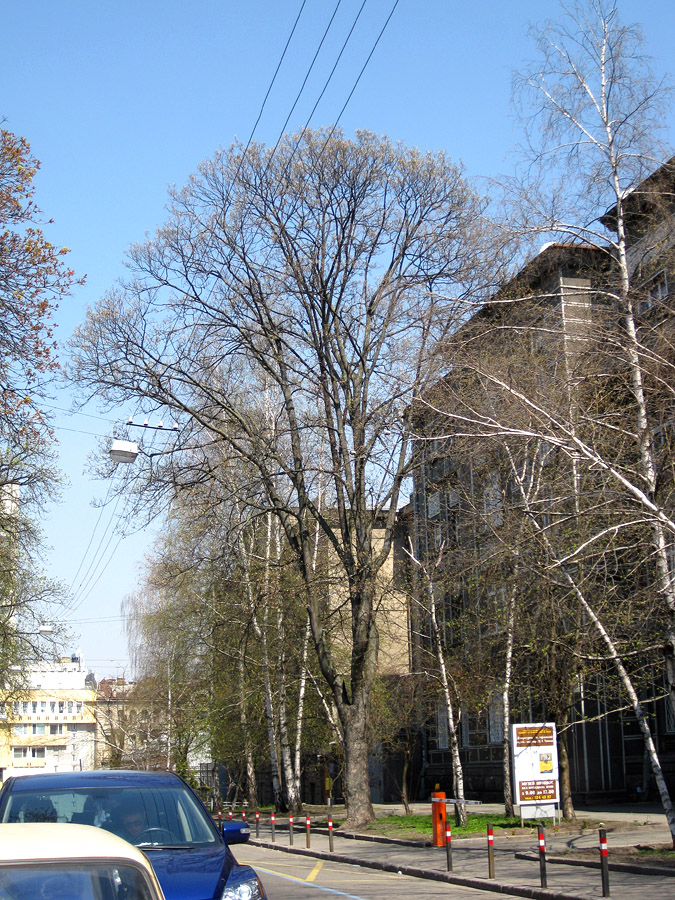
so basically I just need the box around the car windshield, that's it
[0,862,157,900]
[0,785,219,847]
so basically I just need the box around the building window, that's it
[31,701,37,714]
[482,471,503,528]
[58,701,64,714]
[13,747,45,760]
[12,702,20,715]
[67,701,73,714]
[640,270,668,313]
[50,724,64,735]
[50,701,56,713]
[40,701,46,713]
[0,703,6,719]
[436,704,449,750]
[488,693,505,744]
[461,704,470,748]
[76,702,83,714]
[428,491,441,519]
[15,724,47,736]
[484,586,507,635]
[664,677,675,734]
[21,702,29,715]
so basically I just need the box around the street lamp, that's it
[108,440,139,464]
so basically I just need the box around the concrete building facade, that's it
[0,655,98,781]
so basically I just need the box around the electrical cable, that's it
[275,0,368,185]
[262,0,345,176]
[52,424,110,438]
[324,0,401,144]
[65,490,124,614]
[39,403,118,423]
[63,616,126,624]
[229,0,309,190]
[67,533,126,614]
[67,481,114,597]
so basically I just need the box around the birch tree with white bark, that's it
[415,0,675,842]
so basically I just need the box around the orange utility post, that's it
[431,789,447,847]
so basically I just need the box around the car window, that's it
[0,862,157,900]
[0,785,218,846]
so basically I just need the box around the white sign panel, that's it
[511,722,559,805]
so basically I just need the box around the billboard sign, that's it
[511,722,559,806]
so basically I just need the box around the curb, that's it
[251,839,597,900]
[311,827,433,847]
[515,850,675,878]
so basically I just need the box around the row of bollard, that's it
[221,809,610,897]
[444,822,610,897]
[258,811,335,853]
[234,809,333,853]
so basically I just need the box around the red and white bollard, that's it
[271,811,276,842]
[328,816,334,852]
[445,824,452,871]
[487,823,495,879]
[289,813,294,845]
[599,829,610,897]
[228,808,233,820]
[242,809,247,822]
[305,814,311,848]
[538,826,547,888]
[255,809,260,839]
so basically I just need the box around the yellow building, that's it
[0,655,98,781]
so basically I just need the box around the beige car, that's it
[0,822,166,900]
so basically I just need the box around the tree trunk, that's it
[401,751,411,815]
[502,581,517,818]
[427,583,467,826]
[558,723,576,821]
[237,651,258,808]
[241,525,284,811]
[341,709,374,830]
[539,517,675,843]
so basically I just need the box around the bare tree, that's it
[70,128,484,827]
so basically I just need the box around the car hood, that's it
[145,843,248,900]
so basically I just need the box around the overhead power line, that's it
[327,0,401,140]
[230,0,310,188]
[265,0,346,170]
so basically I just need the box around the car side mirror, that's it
[221,820,251,844]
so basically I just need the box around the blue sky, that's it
[3,0,674,677]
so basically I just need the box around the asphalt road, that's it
[238,843,518,900]
[235,822,675,900]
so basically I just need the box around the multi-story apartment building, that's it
[410,159,675,805]
[0,655,98,780]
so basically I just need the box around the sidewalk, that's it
[249,807,675,900]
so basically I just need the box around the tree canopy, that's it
[70,127,486,826]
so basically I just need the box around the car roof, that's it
[2,769,184,792]
[0,823,159,865]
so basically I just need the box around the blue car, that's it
[0,770,266,900]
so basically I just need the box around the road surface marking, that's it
[253,865,370,900]
[307,861,324,882]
